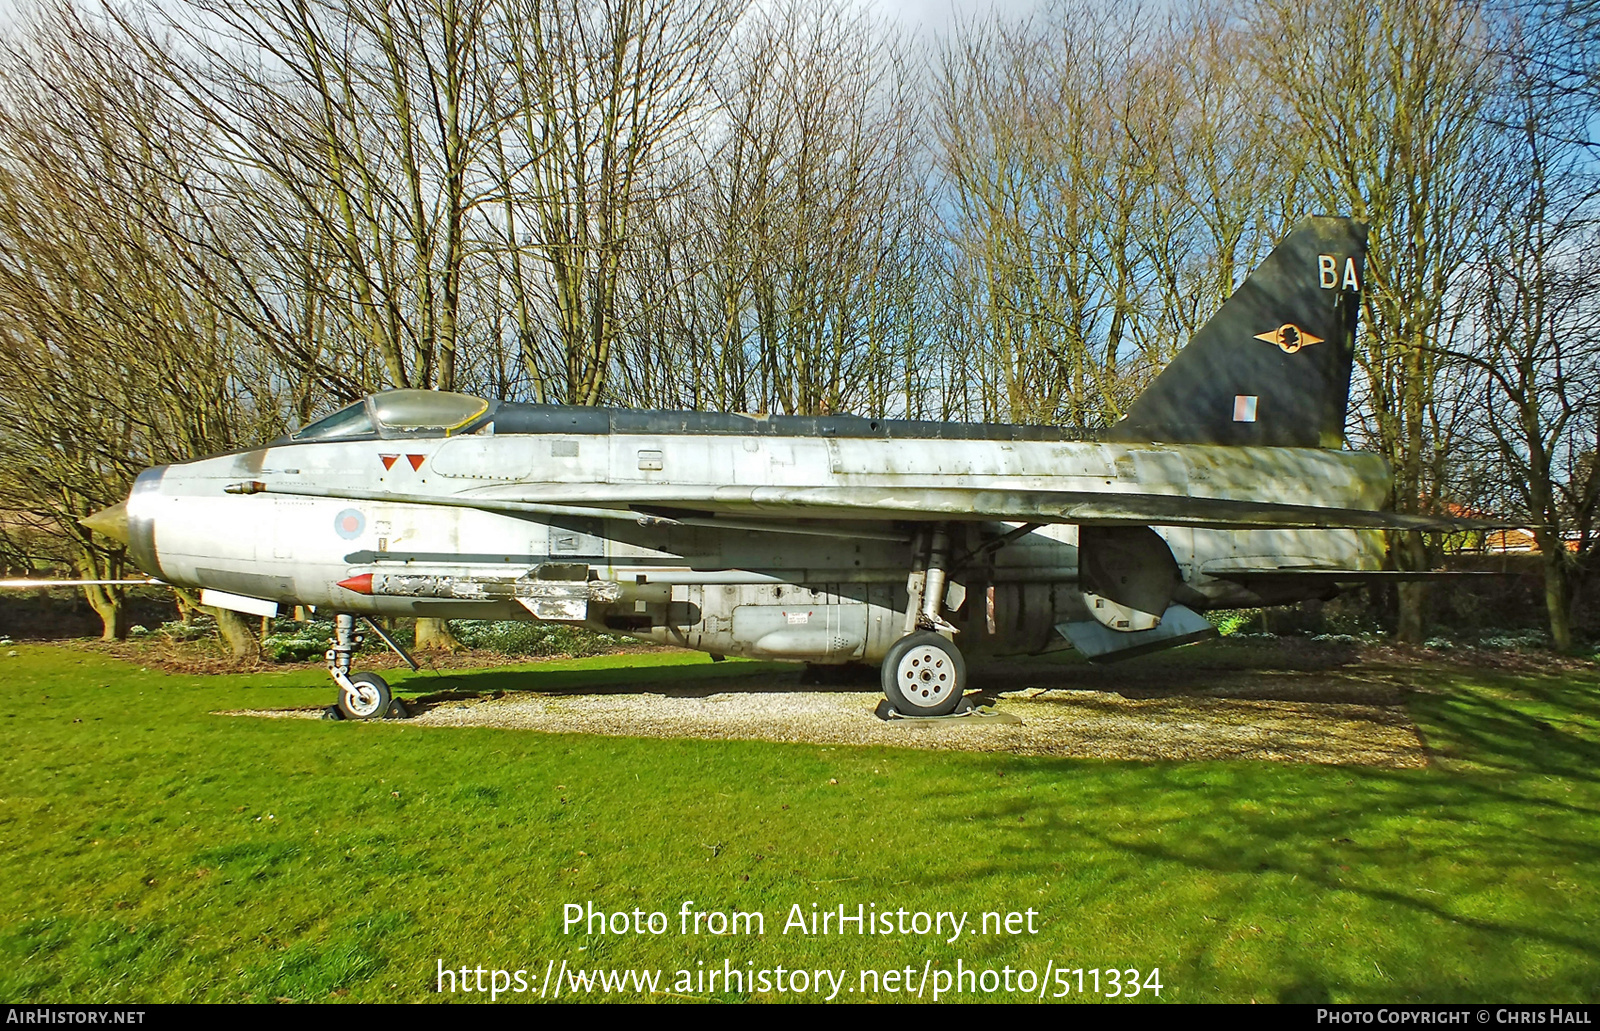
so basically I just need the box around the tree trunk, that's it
[1396,583,1427,644]
[1394,530,1430,644]
[172,587,203,626]
[414,617,466,652]
[1539,534,1573,652]
[211,607,260,661]
[82,583,127,642]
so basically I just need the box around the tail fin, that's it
[1106,215,1367,448]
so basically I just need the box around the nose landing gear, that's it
[324,613,408,720]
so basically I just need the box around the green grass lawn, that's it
[1,642,1597,1003]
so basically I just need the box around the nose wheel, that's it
[337,671,393,720]
[882,631,967,716]
[325,612,405,720]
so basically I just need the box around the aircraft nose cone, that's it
[80,500,130,544]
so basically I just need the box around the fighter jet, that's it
[81,216,1488,720]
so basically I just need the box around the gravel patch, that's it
[220,665,1427,768]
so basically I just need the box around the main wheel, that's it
[337,672,392,721]
[882,631,966,716]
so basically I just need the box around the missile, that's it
[337,572,621,604]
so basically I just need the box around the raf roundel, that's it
[334,508,366,540]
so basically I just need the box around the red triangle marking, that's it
[380,455,398,470]
[407,454,425,471]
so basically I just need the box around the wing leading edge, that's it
[257,482,1507,533]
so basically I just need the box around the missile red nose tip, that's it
[338,573,374,595]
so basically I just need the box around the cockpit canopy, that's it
[291,390,493,441]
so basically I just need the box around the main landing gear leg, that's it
[882,524,967,717]
[325,612,395,720]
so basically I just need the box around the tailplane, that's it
[1106,215,1367,448]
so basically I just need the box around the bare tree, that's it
[624,0,926,417]
[1452,15,1600,649]
[931,3,1291,428]
[1254,0,1501,641]
[122,0,501,401]
[487,0,740,406]
[0,3,286,650]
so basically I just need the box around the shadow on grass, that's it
[965,639,1366,694]
[965,670,1409,708]
[392,640,1370,704]
[935,756,1600,1000]
[399,658,825,710]
[921,656,1600,998]
[1411,683,1600,782]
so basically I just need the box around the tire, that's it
[881,631,966,716]
[337,672,391,721]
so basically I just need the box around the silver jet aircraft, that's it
[84,216,1481,719]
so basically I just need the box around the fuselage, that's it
[122,405,1388,664]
